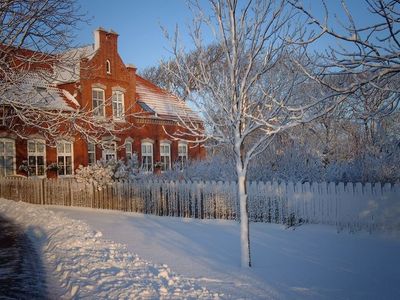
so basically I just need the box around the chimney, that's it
[94,27,119,51]
[126,63,137,76]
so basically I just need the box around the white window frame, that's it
[27,139,46,177]
[106,59,111,74]
[92,88,105,117]
[102,142,117,162]
[57,141,74,176]
[0,138,15,177]
[125,140,132,160]
[178,142,188,169]
[88,142,96,166]
[160,141,171,172]
[112,91,125,120]
[141,141,153,173]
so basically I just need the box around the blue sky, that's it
[75,0,198,70]
[75,0,377,71]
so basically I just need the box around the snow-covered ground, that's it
[0,199,218,299]
[1,198,400,299]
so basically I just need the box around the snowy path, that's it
[0,199,219,299]
[47,205,400,300]
[0,215,48,299]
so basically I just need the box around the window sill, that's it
[58,175,74,178]
[93,116,106,121]
[113,118,126,123]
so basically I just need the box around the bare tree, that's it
[289,0,400,98]
[0,0,130,145]
[140,43,224,100]
[163,0,345,267]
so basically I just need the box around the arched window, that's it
[106,59,111,74]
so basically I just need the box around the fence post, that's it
[69,180,73,206]
[41,179,46,205]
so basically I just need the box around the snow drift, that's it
[0,198,219,299]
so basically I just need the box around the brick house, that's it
[0,28,204,178]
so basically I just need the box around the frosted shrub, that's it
[75,160,114,189]
[153,155,236,182]
[75,154,139,189]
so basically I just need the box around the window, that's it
[0,139,15,177]
[160,142,171,171]
[178,142,188,169]
[125,141,132,160]
[92,88,105,117]
[106,59,111,74]
[103,142,117,162]
[141,142,153,172]
[112,91,124,120]
[27,140,46,176]
[57,141,73,176]
[88,143,96,166]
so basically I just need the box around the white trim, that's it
[92,87,105,117]
[141,141,153,172]
[56,140,74,177]
[141,138,154,144]
[0,138,15,176]
[27,139,46,177]
[160,139,172,145]
[178,142,188,169]
[88,142,96,166]
[102,142,117,162]
[112,90,125,120]
[112,86,126,93]
[106,59,111,74]
[125,140,132,159]
[160,141,171,171]
[92,83,107,90]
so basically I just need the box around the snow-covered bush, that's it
[151,154,236,182]
[151,139,399,184]
[75,154,139,189]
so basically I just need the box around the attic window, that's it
[106,60,111,74]
[138,101,154,113]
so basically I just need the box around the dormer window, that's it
[106,59,111,74]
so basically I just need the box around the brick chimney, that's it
[126,64,137,76]
[94,27,119,51]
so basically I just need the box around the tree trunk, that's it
[236,164,251,267]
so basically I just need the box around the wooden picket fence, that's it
[0,177,399,231]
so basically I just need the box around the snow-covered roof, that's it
[3,74,79,111]
[53,45,97,83]
[135,76,201,122]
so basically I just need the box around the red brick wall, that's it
[2,28,205,178]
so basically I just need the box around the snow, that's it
[1,198,400,299]
[136,76,200,121]
[0,199,218,299]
